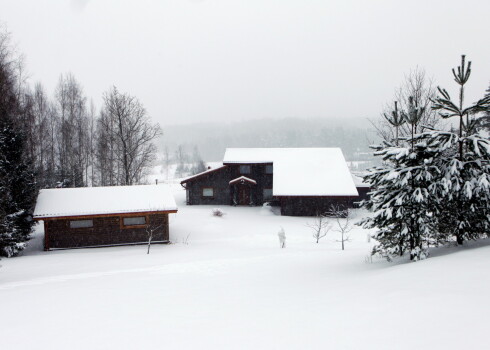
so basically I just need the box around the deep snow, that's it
[0,185,489,350]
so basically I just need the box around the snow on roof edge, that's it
[229,176,257,185]
[33,184,178,219]
[180,165,227,183]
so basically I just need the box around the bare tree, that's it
[190,145,207,175]
[86,100,96,186]
[54,73,88,187]
[145,221,163,254]
[307,213,332,243]
[174,144,188,178]
[95,109,117,186]
[100,86,162,185]
[163,145,170,180]
[329,205,353,250]
[371,67,441,143]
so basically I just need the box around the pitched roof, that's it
[33,185,178,219]
[180,165,227,184]
[223,148,358,196]
[229,176,257,185]
[351,173,370,188]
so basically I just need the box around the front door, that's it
[238,185,250,205]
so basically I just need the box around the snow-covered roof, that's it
[181,165,226,184]
[229,176,257,185]
[223,148,358,196]
[34,185,178,219]
[351,173,370,188]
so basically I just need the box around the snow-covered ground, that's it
[1,186,489,349]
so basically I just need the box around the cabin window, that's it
[123,216,146,226]
[202,188,214,197]
[263,188,273,200]
[265,165,273,174]
[239,165,251,174]
[70,219,93,229]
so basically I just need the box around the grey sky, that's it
[2,0,490,126]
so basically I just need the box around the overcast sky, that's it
[2,0,490,126]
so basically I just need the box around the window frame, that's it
[202,187,214,198]
[69,219,94,229]
[263,188,273,201]
[239,165,251,174]
[121,216,147,229]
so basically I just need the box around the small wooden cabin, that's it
[181,148,366,216]
[33,185,178,250]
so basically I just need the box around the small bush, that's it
[212,208,225,217]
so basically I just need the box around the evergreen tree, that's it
[362,55,490,261]
[0,117,36,257]
[431,55,490,244]
[383,101,405,146]
[360,137,441,261]
[0,30,36,257]
[475,82,490,131]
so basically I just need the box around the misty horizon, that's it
[2,0,489,126]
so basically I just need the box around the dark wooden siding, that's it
[352,187,370,208]
[185,167,232,205]
[43,213,169,250]
[183,163,363,214]
[279,196,354,216]
[184,164,274,205]
[228,163,273,204]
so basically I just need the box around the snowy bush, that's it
[212,208,225,217]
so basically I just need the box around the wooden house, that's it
[33,185,178,250]
[181,148,367,216]
[351,172,371,208]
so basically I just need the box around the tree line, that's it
[361,56,490,261]
[0,29,161,257]
[21,76,161,189]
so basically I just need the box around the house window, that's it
[70,219,93,229]
[202,188,214,197]
[123,216,146,226]
[263,188,273,200]
[265,165,273,174]
[239,165,251,174]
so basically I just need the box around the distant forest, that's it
[160,117,378,168]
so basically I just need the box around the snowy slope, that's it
[0,186,489,350]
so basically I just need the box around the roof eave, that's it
[34,209,178,221]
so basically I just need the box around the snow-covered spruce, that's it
[0,119,36,257]
[360,130,490,261]
[0,41,37,258]
[359,137,441,261]
[426,132,490,244]
[430,55,490,244]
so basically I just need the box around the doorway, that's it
[237,185,251,205]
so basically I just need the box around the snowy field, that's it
[1,186,490,349]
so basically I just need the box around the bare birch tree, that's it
[99,86,162,185]
[54,73,88,187]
